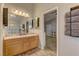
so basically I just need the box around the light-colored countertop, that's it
[4,33,38,40]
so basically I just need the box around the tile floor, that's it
[30,49,56,56]
[21,48,56,56]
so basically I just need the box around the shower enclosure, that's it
[44,10,57,52]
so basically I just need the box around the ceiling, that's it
[4,3,34,10]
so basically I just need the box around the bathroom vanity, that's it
[3,34,39,56]
[3,7,40,56]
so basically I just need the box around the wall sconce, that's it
[35,17,40,28]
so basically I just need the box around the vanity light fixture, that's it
[12,9,30,17]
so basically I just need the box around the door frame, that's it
[42,7,58,55]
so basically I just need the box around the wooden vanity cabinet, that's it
[3,38,24,56]
[3,35,39,56]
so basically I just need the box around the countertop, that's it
[4,33,38,40]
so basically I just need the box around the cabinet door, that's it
[6,43,23,56]
[4,38,23,56]
[23,37,30,52]
[30,36,39,49]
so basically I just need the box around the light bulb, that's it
[25,13,30,17]
[19,11,22,15]
[15,10,18,14]
[22,12,26,16]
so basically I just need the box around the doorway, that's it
[44,9,57,54]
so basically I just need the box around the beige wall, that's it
[0,3,4,56]
[34,3,79,56]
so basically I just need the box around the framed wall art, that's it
[65,6,79,37]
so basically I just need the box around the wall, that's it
[34,3,79,56]
[58,3,79,56]
[0,3,4,56]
